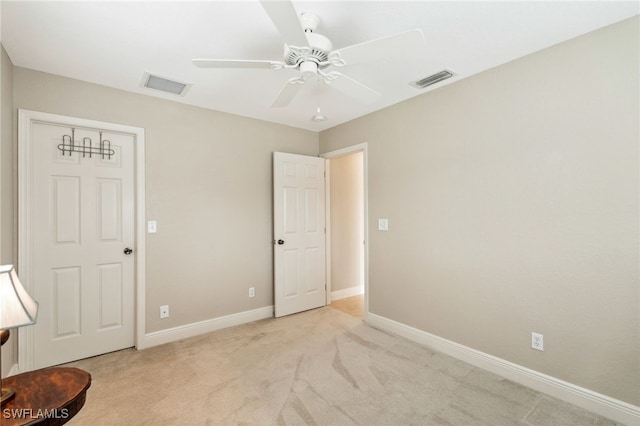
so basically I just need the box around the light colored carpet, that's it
[64,307,615,425]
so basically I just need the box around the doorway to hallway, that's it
[322,143,368,317]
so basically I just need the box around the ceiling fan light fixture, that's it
[300,61,318,80]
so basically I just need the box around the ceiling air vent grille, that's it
[141,72,192,96]
[410,69,455,89]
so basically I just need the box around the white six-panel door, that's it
[30,122,135,368]
[273,152,326,317]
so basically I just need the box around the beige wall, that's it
[12,68,319,333]
[320,17,639,405]
[1,44,18,376]
[329,152,363,293]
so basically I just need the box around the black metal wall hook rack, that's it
[57,128,115,159]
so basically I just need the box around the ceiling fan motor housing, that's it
[284,32,333,69]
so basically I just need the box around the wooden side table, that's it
[1,367,91,425]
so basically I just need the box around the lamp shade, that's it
[0,265,38,330]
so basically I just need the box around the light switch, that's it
[378,218,389,231]
[147,220,157,234]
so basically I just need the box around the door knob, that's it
[277,239,285,245]
[123,247,133,255]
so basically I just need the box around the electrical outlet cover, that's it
[160,305,169,319]
[531,332,544,351]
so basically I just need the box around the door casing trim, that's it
[17,109,147,370]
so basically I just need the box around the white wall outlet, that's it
[378,218,389,231]
[160,305,169,319]
[531,332,544,351]
[147,220,157,233]
[249,287,255,298]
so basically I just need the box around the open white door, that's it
[273,152,326,317]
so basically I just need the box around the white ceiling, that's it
[1,1,638,132]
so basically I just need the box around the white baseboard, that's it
[140,305,274,349]
[331,285,364,301]
[8,363,19,377]
[366,313,639,426]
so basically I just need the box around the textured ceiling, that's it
[2,1,638,131]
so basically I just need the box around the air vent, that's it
[410,69,455,89]
[141,73,192,96]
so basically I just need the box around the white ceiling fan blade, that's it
[271,78,305,108]
[332,29,425,66]
[326,73,380,104]
[192,59,281,69]
[259,0,308,47]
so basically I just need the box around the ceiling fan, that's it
[193,0,425,108]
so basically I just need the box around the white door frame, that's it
[18,109,146,371]
[321,143,369,317]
